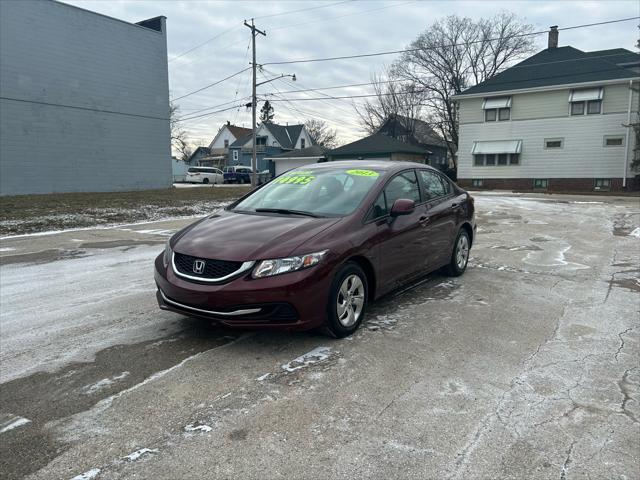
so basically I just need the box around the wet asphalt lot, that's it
[0,192,639,480]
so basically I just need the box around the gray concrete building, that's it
[0,0,171,195]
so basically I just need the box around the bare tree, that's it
[170,101,192,161]
[304,119,339,148]
[355,69,426,135]
[390,13,536,165]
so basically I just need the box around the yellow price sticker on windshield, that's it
[345,169,379,177]
[275,175,315,185]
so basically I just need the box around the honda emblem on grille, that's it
[192,259,206,274]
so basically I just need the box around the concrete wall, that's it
[0,0,171,195]
[457,81,638,181]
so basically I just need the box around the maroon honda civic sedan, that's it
[155,161,475,337]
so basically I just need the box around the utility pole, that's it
[244,19,266,187]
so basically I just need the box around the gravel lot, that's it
[0,192,638,480]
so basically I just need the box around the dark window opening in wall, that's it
[474,154,484,166]
[587,100,602,114]
[509,154,520,165]
[498,108,511,121]
[545,138,563,149]
[594,179,611,191]
[484,109,497,122]
[497,153,508,165]
[534,179,548,189]
[301,138,306,148]
[256,136,267,146]
[570,102,585,115]
[604,136,624,146]
[224,139,229,148]
[485,154,496,165]
[474,153,520,166]
[472,179,483,187]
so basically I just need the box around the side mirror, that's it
[390,198,415,217]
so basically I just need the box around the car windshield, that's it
[233,167,383,217]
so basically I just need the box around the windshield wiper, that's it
[255,208,321,218]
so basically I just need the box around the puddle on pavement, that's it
[81,239,165,249]
[609,277,640,294]
[0,320,238,480]
[0,248,88,266]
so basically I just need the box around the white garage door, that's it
[274,159,317,176]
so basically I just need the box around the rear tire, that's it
[325,262,368,338]
[444,229,470,276]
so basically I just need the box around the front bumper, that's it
[154,253,333,331]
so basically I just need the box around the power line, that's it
[180,104,247,123]
[169,25,241,63]
[172,67,251,101]
[254,0,354,20]
[168,1,355,63]
[268,0,416,32]
[262,16,640,65]
[264,65,636,102]
[1,96,168,121]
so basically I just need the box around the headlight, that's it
[252,250,328,278]
[163,238,172,265]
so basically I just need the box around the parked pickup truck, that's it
[223,166,253,184]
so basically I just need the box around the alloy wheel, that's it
[336,274,365,327]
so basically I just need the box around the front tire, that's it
[444,229,470,276]
[326,262,368,338]
[202,178,210,184]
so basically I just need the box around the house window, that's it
[533,179,548,189]
[224,139,229,148]
[256,136,267,146]
[569,88,603,116]
[587,100,601,114]
[604,135,624,147]
[301,138,305,149]
[544,138,564,149]
[472,179,483,188]
[232,150,238,161]
[473,153,519,166]
[594,179,611,191]
[570,102,585,115]
[483,97,511,122]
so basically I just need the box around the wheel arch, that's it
[344,255,376,302]
[460,222,474,247]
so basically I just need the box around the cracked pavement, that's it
[0,192,638,479]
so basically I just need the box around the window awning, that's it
[471,140,522,154]
[568,87,603,102]
[482,97,511,109]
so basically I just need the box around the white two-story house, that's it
[454,27,639,192]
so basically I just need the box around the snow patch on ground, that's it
[256,373,271,381]
[70,468,101,480]
[0,247,16,252]
[282,347,333,372]
[123,448,158,462]
[82,372,130,395]
[0,414,31,434]
[629,227,640,238]
[523,242,589,269]
[184,424,213,433]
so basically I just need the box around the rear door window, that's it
[419,170,449,201]
[384,170,421,207]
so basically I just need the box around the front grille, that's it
[173,252,244,280]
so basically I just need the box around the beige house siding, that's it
[459,82,639,126]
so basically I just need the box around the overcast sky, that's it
[65,0,638,146]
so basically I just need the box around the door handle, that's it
[419,215,430,225]
[451,202,460,210]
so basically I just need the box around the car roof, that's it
[298,160,438,174]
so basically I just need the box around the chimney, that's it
[548,25,558,49]
[227,120,230,125]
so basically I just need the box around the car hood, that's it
[172,211,341,261]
